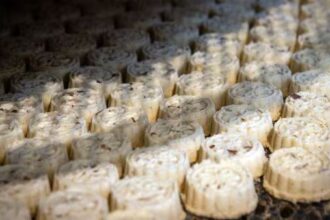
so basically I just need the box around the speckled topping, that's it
[112,82,163,102]
[161,95,214,119]
[29,111,88,143]
[29,52,80,77]
[36,5,80,22]
[110,176,185,220]
[0,164,50,214]
[254,13,298,32]
[273,117,330,148]
[6,139,68,175]
[228,82,283,106]
[250,26,296,50]
[184,160,258,219]
[202,133,267,178]
[102,29,150,51]
[243,42,292,65]
[115,11,162,30]
[239,62,291,96]
[67,17,114,36]
[283,92,330,124]
[54,160,119,196]
[194,33,242,56]
[72,132,132,174]
[163,8,208,26]
[211,3,255,22]
[0,37,44,58]
[38,190,108,220]
[202,17,249,43]
[264,147,330,203]
[0,198,30,220]
[69,66,121,97]
[0,93,43,116]
[177,71,228,94]
[48,34,96,57]
[290,69,330,97]
[51,88,106,120]
[142,42,191,60]
[11,71,63,95]
[0,55,25,79]
[298,30,330,50]
[126,145,189,186]
[290,49,330,72]
[18,22,65,39]
[152,22,199,45]
[87,47,137,72]
[146,119,201,143]
[127,60,177,80]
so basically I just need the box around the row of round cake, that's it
[0,0,250,55]
[0,17,304,61]
[0,0,172,28]
[2,36,330,95]
[1,25,330,147]
[0,72,329,165]
[0,0,272,37]
[2,2,329,95]
[2,60,330,128]
[2,0,306,58]
[0,117,329,219]
[2,0,320,82]
[1,0,321,47]
[2,89,330,161]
